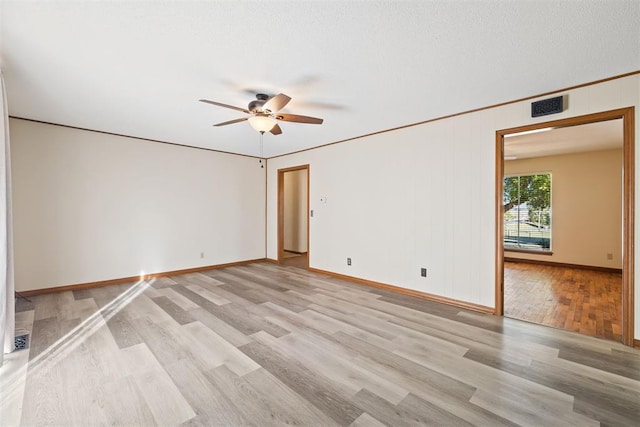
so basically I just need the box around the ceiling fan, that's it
[199,93,323,135]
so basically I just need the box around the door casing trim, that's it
[495,107,635,346]
[277,164,310,269]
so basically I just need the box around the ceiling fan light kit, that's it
[200,93,323,135]
[248,115,277,133]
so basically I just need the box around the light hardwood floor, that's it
[2,262,639,426]
[504,261,622,342]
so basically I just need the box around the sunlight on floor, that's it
[0,279,154,424]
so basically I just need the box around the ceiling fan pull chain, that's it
[259,133,264,168]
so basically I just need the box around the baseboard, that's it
[265,258,279,264]
[504,257,622,274]
[634,339,640,349]
[15,258,267,297]
[308,267,494,314]
[283,250,307,255]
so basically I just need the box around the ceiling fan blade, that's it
[275,113,323,125]
[263,93,291,113]
[270,124,283,135]
[214,117,248,127]
[199,99,251,114]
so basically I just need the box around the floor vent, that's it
[14,334,29,351]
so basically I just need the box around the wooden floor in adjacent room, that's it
[504,261,623,342]
[2,262,638,426]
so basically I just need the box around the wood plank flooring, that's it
[504,261,622,342]
[2,262,639,426]
[281,251,308,269]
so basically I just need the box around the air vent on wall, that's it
[531,95,565,117]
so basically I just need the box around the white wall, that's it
[505,148,623,269]
[268,114,497,307]
[266,74,640,337]
[283,169,307,253]
[10,119,265,291]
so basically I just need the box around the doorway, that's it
[277,165,310,269]
[495,107,635,346]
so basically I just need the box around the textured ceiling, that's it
[1,1,639,158]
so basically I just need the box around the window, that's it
[503,173,551,251]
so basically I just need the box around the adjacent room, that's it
[502,120,624,342]
[279,166,309,269]
[1,1,639,426]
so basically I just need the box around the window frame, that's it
[503,171,552,253]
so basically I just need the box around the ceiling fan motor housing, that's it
[248,94,270,113]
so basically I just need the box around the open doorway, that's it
[495,108,635,346]
[277,165,309,269]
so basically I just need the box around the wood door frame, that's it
[277,164,310,269]
[495,107,635,346]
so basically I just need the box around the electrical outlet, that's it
[200,252,204,259]
[607,253,613,260]
[421,268,427,277]
[347,257,351,266]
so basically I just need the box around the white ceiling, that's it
[1,1,639,158]
[504,119,623,160]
